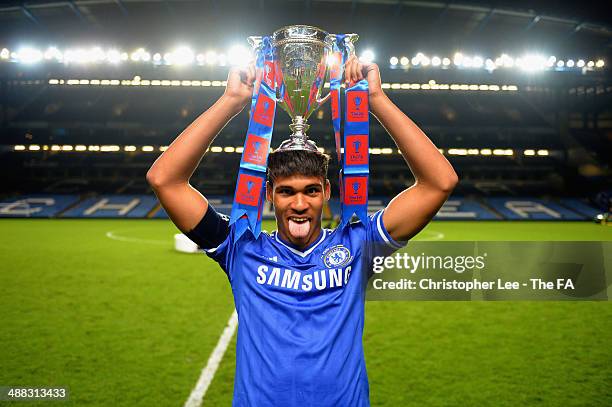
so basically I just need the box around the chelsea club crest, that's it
[322,245,352,268]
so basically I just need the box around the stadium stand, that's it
[0,0,609,221]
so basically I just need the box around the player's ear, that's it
[324,179,331,201]
[266,181,273,202]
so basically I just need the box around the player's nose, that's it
[291,193,308,212]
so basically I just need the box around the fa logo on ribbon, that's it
[345,135,368,166]
[344,176,367,205]
[254,94,274,127]
[244,134,268,166]
[347,91,368,122]
[236,174,263,206]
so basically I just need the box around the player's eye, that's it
[307,187,321,195]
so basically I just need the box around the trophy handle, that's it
[343,33,359,57]
[315,33,360,108]
[247,36,263,50]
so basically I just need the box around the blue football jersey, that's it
[206,209,405,407]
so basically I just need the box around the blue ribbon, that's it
[230,36,276,239]
[331,36,370,226]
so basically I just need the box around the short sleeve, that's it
[348,210,407,282]
[184,204,229,250]
[204,225,236,277]
[366,209,407,257]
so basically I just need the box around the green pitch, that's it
[0,219,610,406]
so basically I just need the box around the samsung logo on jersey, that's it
[321,245,352,268]
[256,265,352,291]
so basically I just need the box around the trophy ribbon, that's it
[230,36,277,239]
[330,35,370,226]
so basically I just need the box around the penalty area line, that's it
[184,309,238,407]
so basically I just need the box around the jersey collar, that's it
[274,228,327,257]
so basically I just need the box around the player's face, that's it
[267,175,331,249]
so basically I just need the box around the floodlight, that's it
[228,44,251,66]
[107,49,121,64]
[130,48,147,61]
[172,46,195,65]
[521,54,546,71]
[44,47,62,61]
[453,52,463,66]
[501,54,514,68]
[16,47,42,64]
[205,50,218,65]
[359,49,374,63]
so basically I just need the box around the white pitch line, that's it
[184,310,238,407]
[413,230,445,241]
[105,230,170,245]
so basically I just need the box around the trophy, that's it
[230,25,367,238]
[248,25,358,152]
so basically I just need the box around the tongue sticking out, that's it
[288,219,310,239]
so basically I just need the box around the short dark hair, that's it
[267,149,330,185]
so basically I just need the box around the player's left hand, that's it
[344,55,384,101]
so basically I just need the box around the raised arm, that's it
[344,56,458,241]
[146,64,256,232]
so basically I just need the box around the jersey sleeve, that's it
[204,226,235,277]
[366,209,408,257]
[184,204,230,250]
[349,209,407,282]
[183,204,234,277]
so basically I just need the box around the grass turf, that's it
[0,219,610,406]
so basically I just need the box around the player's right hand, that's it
[223,62,257,112]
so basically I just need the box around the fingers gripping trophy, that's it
[230,25,370,239]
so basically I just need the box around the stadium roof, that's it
[0,1,610,59]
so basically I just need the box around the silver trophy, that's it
[248,25,358,152]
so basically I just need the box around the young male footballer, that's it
[147,55,458,406]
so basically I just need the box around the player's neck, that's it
[277,226,323,251]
